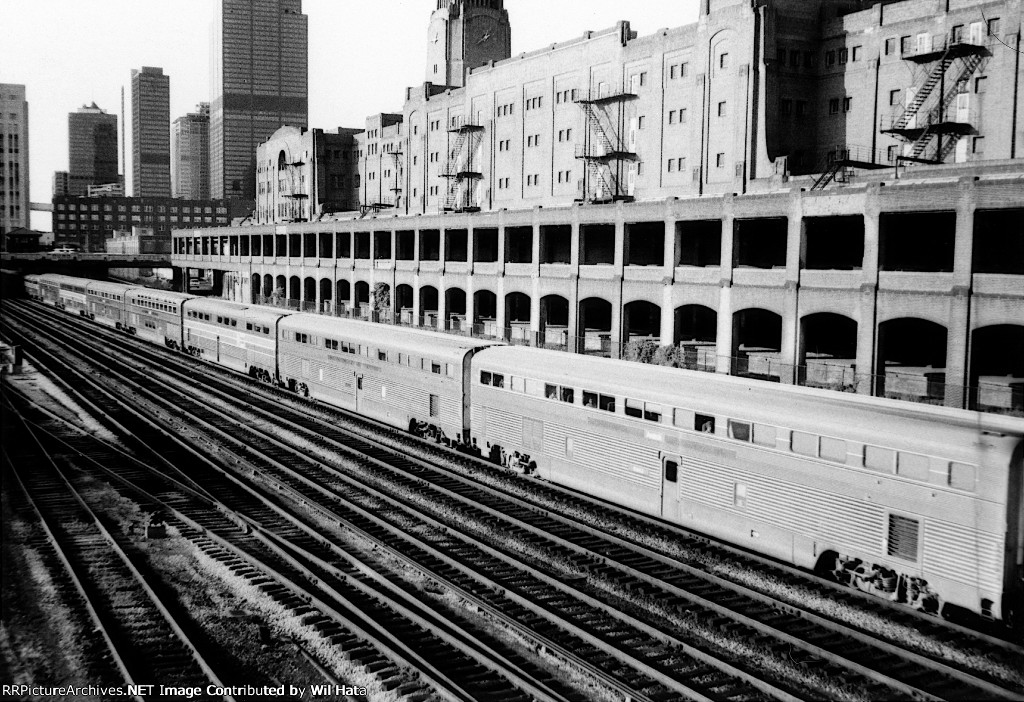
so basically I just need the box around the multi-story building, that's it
[210,0,308,202]
[174,0,1024,414]
[68,102,119,196]
[131,66,172,197]
[52,171,70,197]
[54,194,232,252]
[426,0,511,88]
[0,84,30,237]
[172,103,210,200]
[255,125,362,224]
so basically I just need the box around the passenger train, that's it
[20,273,1024,629]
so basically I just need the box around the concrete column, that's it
[716,205,736,374]
[856,186,881,396]
[610,293,623,360]
[438,278,447,330]
[530,279,541,341]
[467,225,476,274]
[466,276,476,329]
[496,223,507,272]
[945,178,976,408]
[438,227,447,272]
[663,215,676,276]
[531,220,541,275]
[780,193,804,383]
[496,277,507,334]
[660,284,675,344]
[613,206,625,274]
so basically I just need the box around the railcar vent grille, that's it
[887,514,920,561]
[429,394,440,418]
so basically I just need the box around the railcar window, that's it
[583,391,598,408]
[752,424,776,447]
[217,316,223,323]
[665,461,678,483]
[897,452,930,481]
[820,437,848,463]
[949,462,976,491]
[247,323,253,331]
[325,339,339,350]
[545,384,558,400]
[695,413,715,433]
[644,403,663,422]
[296,333,309,344]
[431,362,442,375]
[672,408,690,428]
[791,431,818,457]
[558,387,572,403]
[447,364,456,378]
[734,483,747,508]
[600,395,615,412]
[492,373,504,387]
[728,420,751,441]
[481,371,492,385]
[378,350,387,361]
[511,376,525,393]
[887,514,919,561]
[231,320,237,327]
[625,399,643,418]
[864,446,895,471]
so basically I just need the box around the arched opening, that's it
[319,278,333,314]
[474,290,498,336]
[623,300,661,343]
[578,297,612,357]
[876,318,948,404]
[303,277,316,309]
[969,325,1024,414]
[354,281,370,319]
[733,309,783,381]
[419,286,439,327]
[336,279,351,313]
[288,276,300,304]
[396,284,414,325]
[445,287,467,331]
[263,274,273,298]
[673,304,717,371]
[505,292,532,344]
[372,282,391,323]
[275,275,286,303]
[800,313,858,390]
[250,274,261,303]
[540,295,569,349]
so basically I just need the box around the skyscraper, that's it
[68,103,119,196]
[172,103,211,200]
[210,0,308,202]
[0,84,30,237]
[131,66,171,197]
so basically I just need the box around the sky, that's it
[2,0,699,226]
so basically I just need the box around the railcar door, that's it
[661,454,680,521]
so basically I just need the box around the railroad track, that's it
[5,300,1024,701]
[0,396,230,702]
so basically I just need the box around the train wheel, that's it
[489,444,503,465]
[408,419,420,436]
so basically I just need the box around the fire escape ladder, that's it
[574,87,637,204]
[893,52,954,130]
[811,161,845,191]
[441,124,484,213]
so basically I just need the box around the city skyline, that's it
[0,0,693,212]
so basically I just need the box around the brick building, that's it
[173,0,1024,414]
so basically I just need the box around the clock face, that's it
[475,16,500,44]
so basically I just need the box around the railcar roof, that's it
[281,314,503,355]
[39,273,90,285]
[85,280,134,294]
[474,346,1024,437]
[126,287,194,302]
[185,297,248,313]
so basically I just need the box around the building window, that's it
[951,25,964,44]
[888,145,899,162]
[780,99,793,116]
[719,53,729,69]
[843,96,852,112]
[900,36,911,54]
[972,136,984,154]
[637,115,646,129]
[852,46,861,61]
[716,153,725,168]
[826,50,836,66]
[838,47,849,64]
[889,89,902,106]
[717,101,727,117]
[975,76,987,93]
[829,98,840,115]
[789,49,800,67]
[987,17,1000,36]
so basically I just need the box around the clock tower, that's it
[427,0,511,88]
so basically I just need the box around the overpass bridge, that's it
[0,252,192,291]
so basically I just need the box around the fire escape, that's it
[574,85,638,203]
[280,157,308,222]
[441,122,485,213]
[881,39,987,164]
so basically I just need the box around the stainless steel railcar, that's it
[469,345,1024,623]
[23,274,41,300]
[182,298,289,381]
[278,315,501,444]
[124,287,194,347]
[84,280,133,329]
[36,274,89,316]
